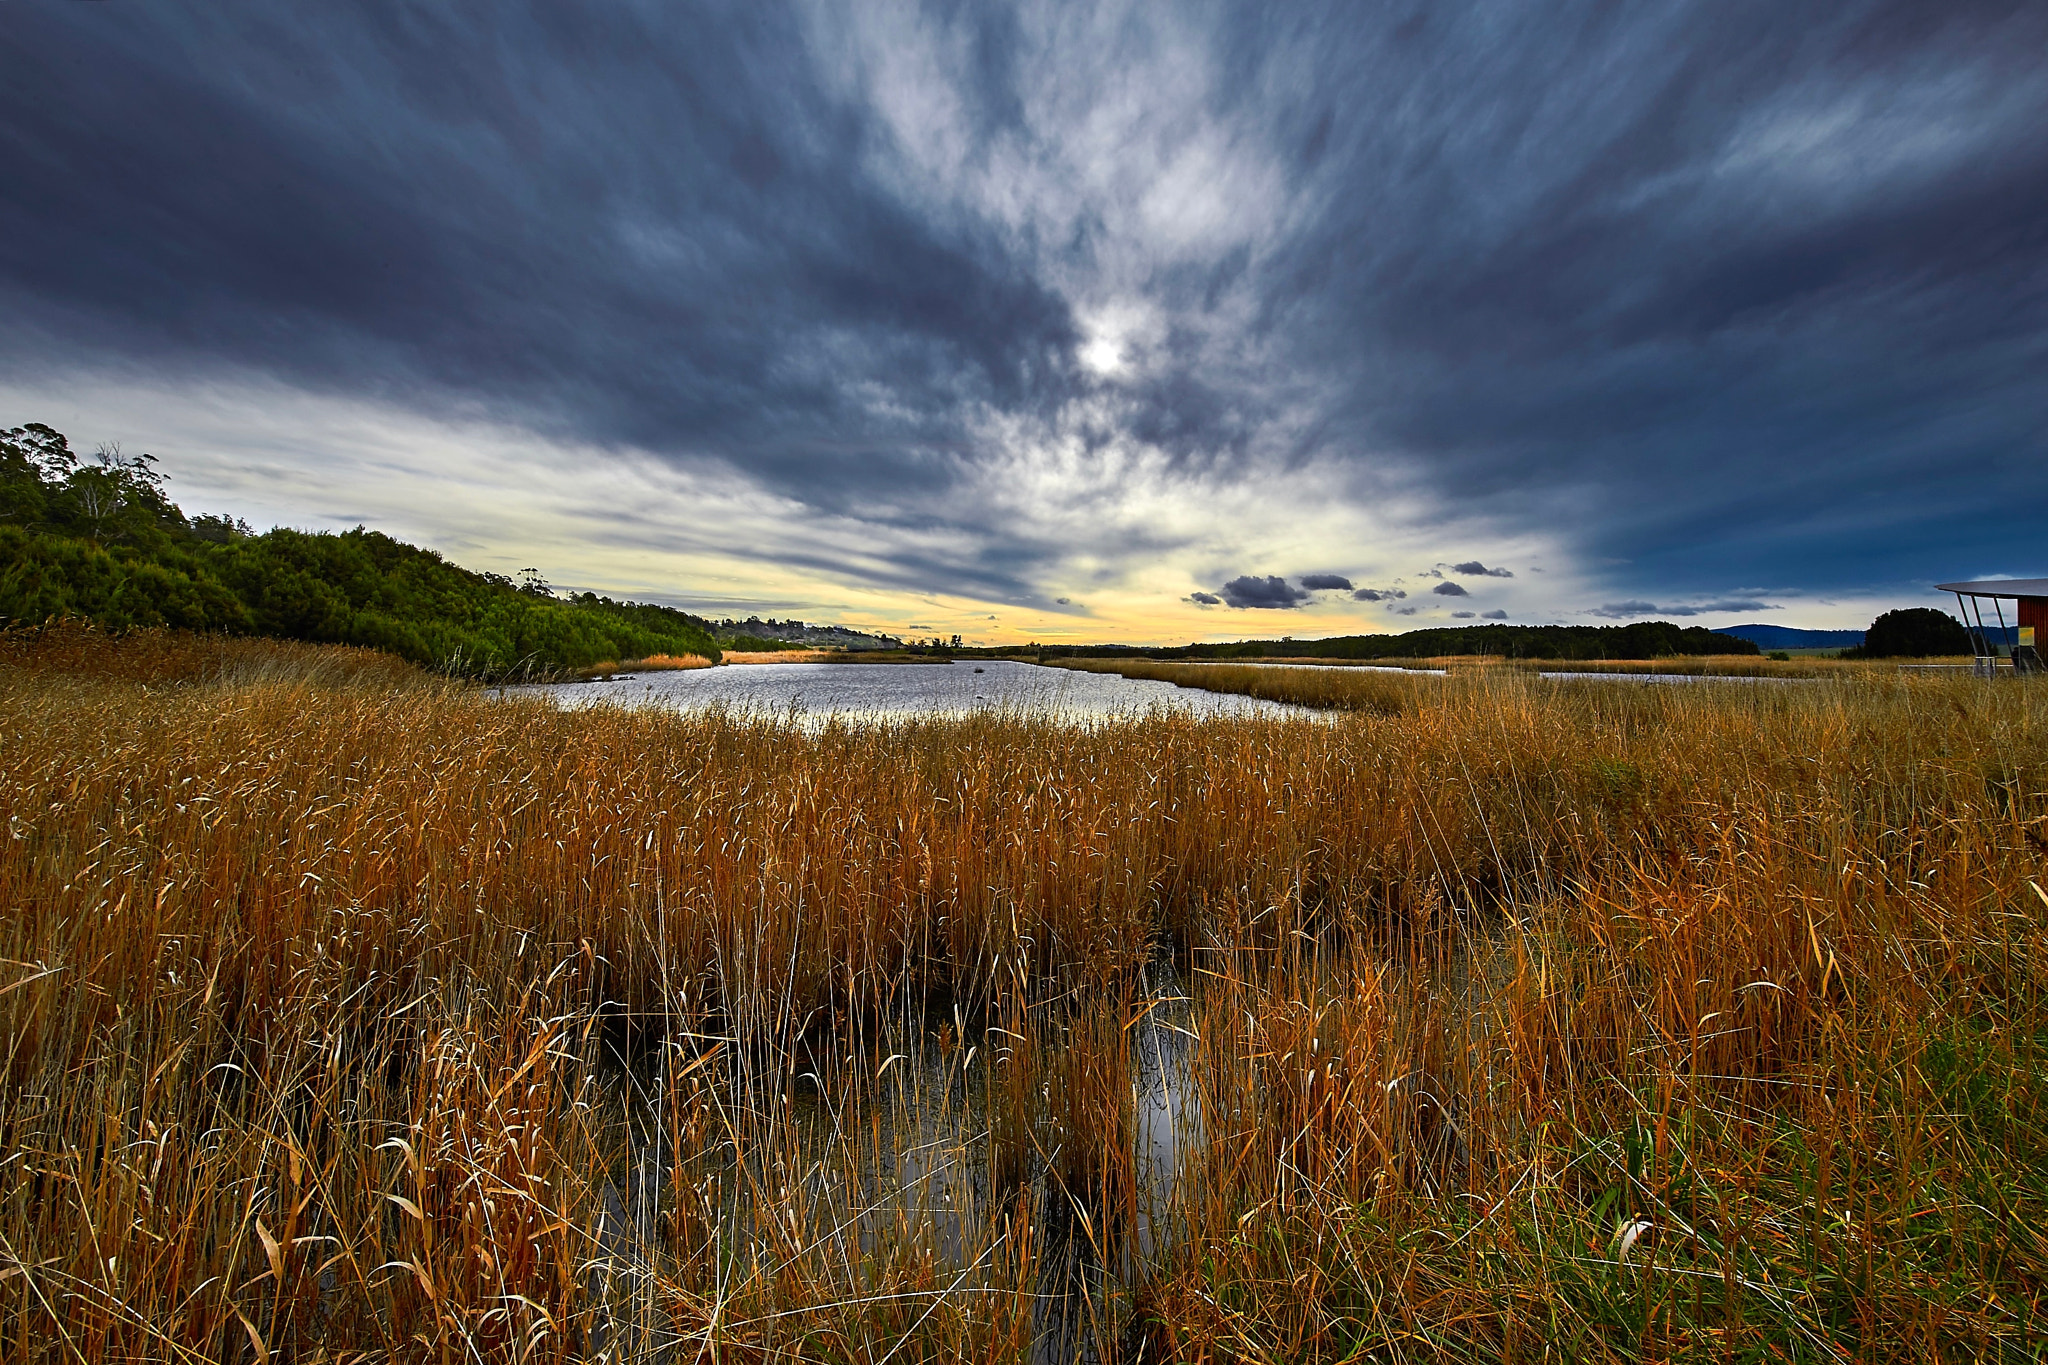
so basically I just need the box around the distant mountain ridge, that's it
[1716,624,1864,649]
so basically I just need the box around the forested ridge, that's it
[1249,620,1757,659]
[1033,620,1760,661]
[1,423,722,677]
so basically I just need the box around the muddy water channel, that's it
[584,962,1204,1362]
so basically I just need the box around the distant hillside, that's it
[1716,624,1864,650]
[2,422,722,678]
[713,616,904,652]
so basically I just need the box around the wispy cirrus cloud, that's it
[1589,598,1780,619]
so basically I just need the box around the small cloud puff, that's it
[1451,611,1476,618]
[1187,591,1222,606]
[1450,561,1514,578]
[1299,574,1353,591]
[1394,606,1418,615]
[1352,587,1407,602]
[1432,581,1470,597]
[1482,609,1508,620]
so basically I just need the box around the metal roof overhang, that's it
[1934,579,2048,598]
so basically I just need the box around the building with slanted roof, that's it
[1934,579,2047,674]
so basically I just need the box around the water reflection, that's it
[585,960,1204,1362]
[1131,962,1199,1268]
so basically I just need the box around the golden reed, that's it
[1,624,2043,1361]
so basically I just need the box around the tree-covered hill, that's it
[1,423,721,677]
[1268,621,1758,660]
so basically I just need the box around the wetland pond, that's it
[524,657,1305,722]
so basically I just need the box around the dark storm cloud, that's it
[3,2,2045,607]
[0,2,1079,596]
[1266,1,2048,595]
[1218,576,1311,609]
[1450,562,1513,579]
[1432,581,1470,598]
[1299,574,1353,591]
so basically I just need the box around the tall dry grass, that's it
[1,625,2044,1360]
[1501,654,1862,679]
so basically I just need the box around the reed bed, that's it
[1,626,2044,1361]
[575,654,715,680]
[718,649,842,665]
[1047,657,1428,714]
[1256,657,1449,672]
[1502,655,1861,679]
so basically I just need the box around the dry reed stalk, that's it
[0,624,2043,1360]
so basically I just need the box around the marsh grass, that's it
[1071,653,1859,685]
[575,654,715,680]
[1503,654,1858,679]
[2,624,2045,1360]
[1047,657,1427,714]
[718,649,843,665]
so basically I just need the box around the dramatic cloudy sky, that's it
[5,2,2044,642]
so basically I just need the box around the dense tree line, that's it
[1,423,722,677]
[1274,621,1759,659]
[1023,619,1760,662]
[1849,607,1972,658]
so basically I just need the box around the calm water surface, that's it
[522,658,1306,722]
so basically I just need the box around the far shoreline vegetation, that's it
[3,422,1979,680]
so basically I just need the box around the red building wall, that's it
[2018,596,2047,647]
